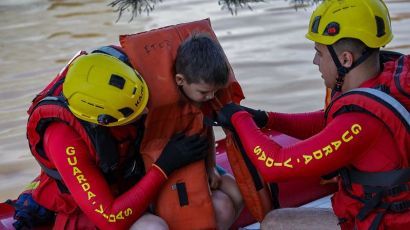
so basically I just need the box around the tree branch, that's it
[109,0,323,21]
[109,0,163,22]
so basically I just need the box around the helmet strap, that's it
[327,45,374,92]
[328,45,347,92]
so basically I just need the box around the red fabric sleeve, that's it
[43,122,167,230]
[230,110,391,182]
[265,110,325,140]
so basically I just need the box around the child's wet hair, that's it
[175,33,229,87]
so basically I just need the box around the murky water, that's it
[1,0,409,201]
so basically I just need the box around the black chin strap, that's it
[327,45,375,92]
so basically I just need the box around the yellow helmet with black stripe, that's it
[63,53,149,126]
[306,0,392,48]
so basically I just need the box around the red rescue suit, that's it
[229,55,410,229]
[27,98,167,230]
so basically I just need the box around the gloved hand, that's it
[240,105,268,128]
[216,103,244,129]
[155,133,208,176]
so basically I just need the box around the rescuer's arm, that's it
[44,122,207,230]
[239,105,325,139]
[264,110,325,139]
[228,110,386,182]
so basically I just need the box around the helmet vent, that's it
[375,16,386,37]
[109,74,126,89]
[118,107,134,117]
[311,16,321,33]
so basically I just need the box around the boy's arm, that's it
[205,126,221,189]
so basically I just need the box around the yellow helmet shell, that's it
[306,0,393,48]
[63,53,149,126]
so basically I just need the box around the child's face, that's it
[176,74,224,103]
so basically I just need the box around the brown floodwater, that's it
[1,0,409,201]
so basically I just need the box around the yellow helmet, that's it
[63,53,149,126]
[306,0,393,48]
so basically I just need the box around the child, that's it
[175,33,244,230]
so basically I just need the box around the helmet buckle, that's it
[97,114,118,125]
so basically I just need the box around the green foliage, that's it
[289,0,322,8]
[109,0,163,22]
[219,0,265,15]
[109,0,324,21]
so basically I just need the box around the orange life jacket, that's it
[119,18,251,229]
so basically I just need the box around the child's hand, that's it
[208,167,222,190]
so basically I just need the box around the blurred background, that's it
[1,0,409,201]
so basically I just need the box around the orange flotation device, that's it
[120,18,272,228]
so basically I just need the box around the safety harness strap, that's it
[349,167,410,187]
[332,88,410,229]
[341,167,410,230]
[38,160,62,181]
[92,45,131,66]
[205,115,281,209]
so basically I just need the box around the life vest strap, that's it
[341,167,410,206]
[205,114,266,190]
[355,191,410,228]
[368,210,385,230]
[348,167,410,187]
[230,131,280,209]
[231,132,264,191]
[171,182,189,207]
[91,46,131,66]
[359,199,410,230]
[36,157,70,194]
[341,166,410,229]
[394,55,410,99]
[380,50,404,63]
[38,160,62,181]
[389,200,410,212]
[342,88,410,130]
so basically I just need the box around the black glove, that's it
[155,133,208,176]
[240,105,268,128]
[216,103,244,129]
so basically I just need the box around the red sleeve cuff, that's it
[151,164,168,179]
